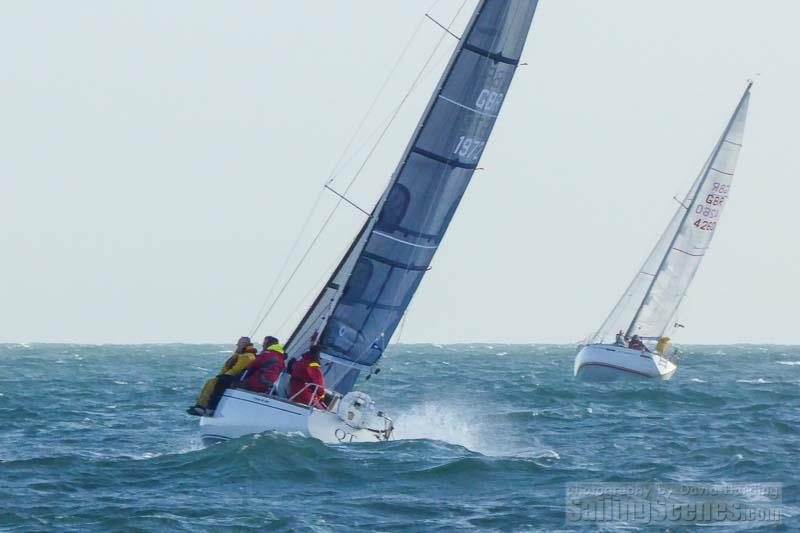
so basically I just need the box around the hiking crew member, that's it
[245,336,285,394]
[188,336,257,416]
[614,330,627,347]
[288,345,326,409]
[628,335,650,352]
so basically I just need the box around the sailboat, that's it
[574,82,752,381]
[200,0,540,443]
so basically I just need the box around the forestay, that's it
[593,83,751,344]
[286,0,539,394]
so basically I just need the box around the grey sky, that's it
[2,1,797,345]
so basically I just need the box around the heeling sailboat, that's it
[574,82,752,381]
[200,0,540,443]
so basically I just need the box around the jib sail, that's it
[593,82,752,344]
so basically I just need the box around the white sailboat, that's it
[574,82,752,381]
[199,0,541,443]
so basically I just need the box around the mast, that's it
[625,81,753,338]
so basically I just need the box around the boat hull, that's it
[574,344,677,381]
[199,389,392,445]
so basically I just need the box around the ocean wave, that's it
[1,342,798,531]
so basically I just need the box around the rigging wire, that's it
[324,0,472,385]
[250,4,463,339]
[247,189,326,335]
[247,10,433,338]
[325,12,430,185]
[274,240,352,339]
[261,0,470,360]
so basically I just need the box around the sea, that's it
[1,343,798,531]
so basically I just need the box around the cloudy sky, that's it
[2,1,798,345]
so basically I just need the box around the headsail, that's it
[593,82,752,344]
[286,0,539,394]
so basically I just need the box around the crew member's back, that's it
[288,345,326,408]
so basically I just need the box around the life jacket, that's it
[245,343,286,393]
[288,353,325,406]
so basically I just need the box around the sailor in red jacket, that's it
[245,336,286,394]
[288,344,326,408]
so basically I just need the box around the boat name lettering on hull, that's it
[334,428,355,443]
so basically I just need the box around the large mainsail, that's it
[593,82,752,344]
[286,0,539,394]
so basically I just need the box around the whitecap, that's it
[512,448,561,460]
[135,452,160,460]
[392,403,486,453]
[113,380,128,385]
[777,361,800,366]
[690,378,706,383]
[496,351,509,356]
[534,449,560,460]
[736,378,773,384]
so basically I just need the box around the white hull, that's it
[574,344,677,381]
[199,389,393,445]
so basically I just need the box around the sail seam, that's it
[362,252,429,271]
[672,247,704,257]
[374,230,439,249]
[340,298,406,311]
[412,147,478,169]
[723,139,743,147]
[320,353,371,370]
[438,95,499,118]
[462,43,519,65]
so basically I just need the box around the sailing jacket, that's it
[219,346,257,378]
[288,353,325,406]
[245,344,286,393]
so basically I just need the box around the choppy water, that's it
[1,343,798,531]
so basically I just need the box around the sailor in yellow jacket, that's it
[188,336,257,416]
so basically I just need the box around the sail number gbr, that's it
[475,89,504,113]
[693,182,730,231]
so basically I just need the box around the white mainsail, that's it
[593,82,752,344]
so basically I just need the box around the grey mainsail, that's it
[593,82,752,344]
[286,0,539,394]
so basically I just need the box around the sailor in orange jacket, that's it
[245,336,285,394]
[288,345,326,408]
[188,336,257,416]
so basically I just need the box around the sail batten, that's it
[285,0,540,394]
